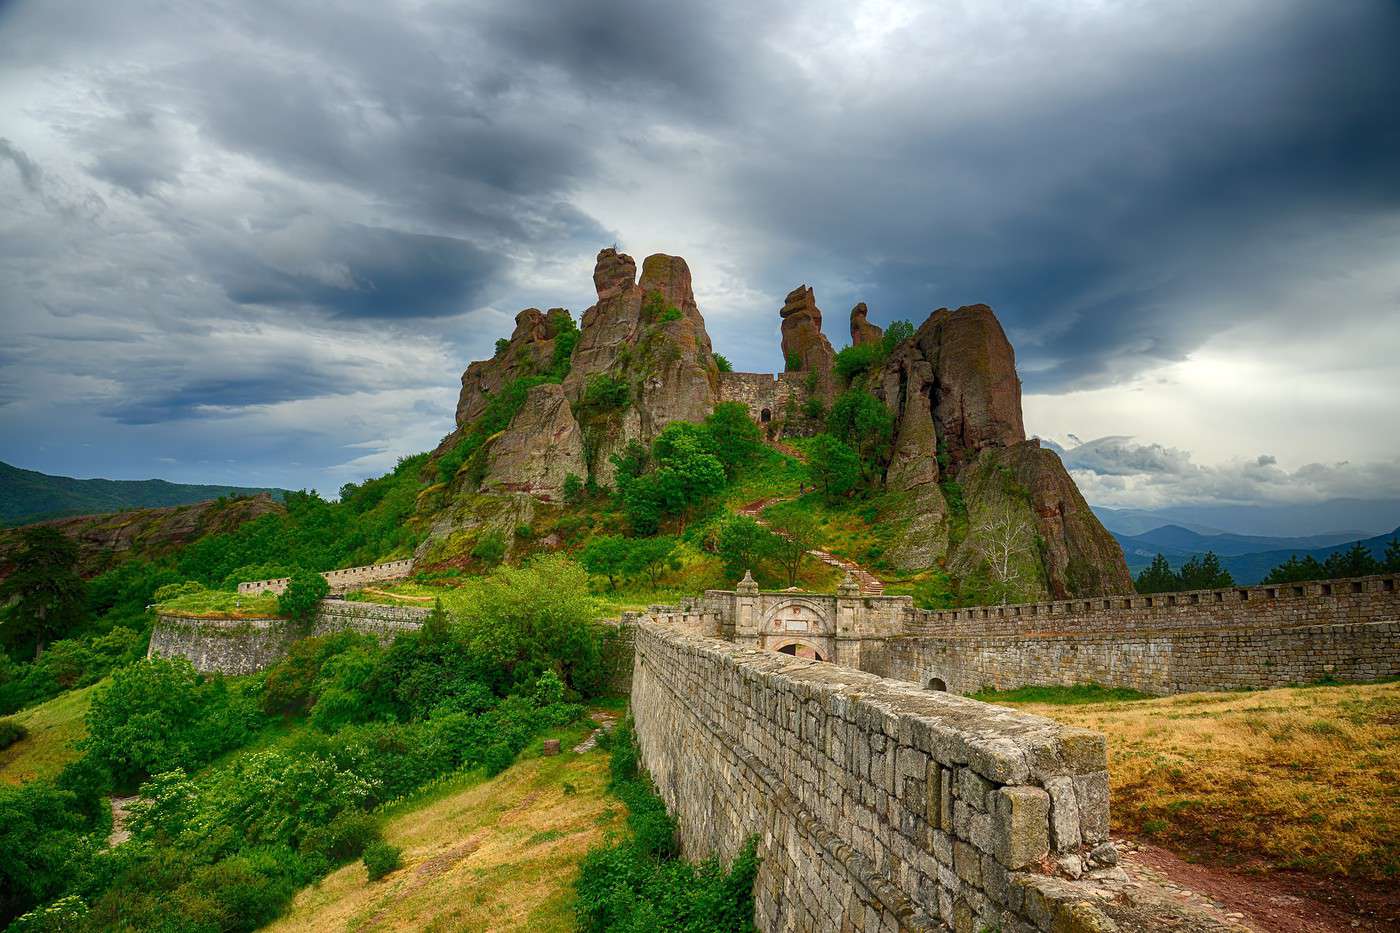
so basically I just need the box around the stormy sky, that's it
[2,0,1398,529]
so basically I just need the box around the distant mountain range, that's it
[1093,500,1400,539]
[1111,523,1400,584]
[0,460,289,527]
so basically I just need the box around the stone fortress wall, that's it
[637,573,1400,696]
[149,600,430,675]
[236,558,415,596]
[631,620,1123,932]
[718,370,813,431]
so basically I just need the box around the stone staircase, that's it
[736,495,885,596]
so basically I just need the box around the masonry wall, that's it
[719,370,813,432]
[631,621,1123,933]
[236,558,415,596]
[889,574,1400,695]
[149,600,430,674]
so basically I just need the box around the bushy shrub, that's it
[277,569,329,621]
[575,717,758,932]
[471,530,507,567]
[262,631,380,716]
[0,781,97,928]
[712,352,732,372]
[363,840,401,880]
[0,718,27,750]
[80,658,262,788]
[299,809,379,864]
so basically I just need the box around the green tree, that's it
[562,472,585,505]
[1384,536,1400,573]
[882,319,915,353]
[1134,553,1178,594]
[712,352,733,373]
[765,512,819,587]
[827,389,894,483]
[833,342,885,384]
[1323,541,1379,578]
[277,569,329,622]
[623,536,681,588]
[0,527,86,659]
[703,402,763,477]
[1177,551,1233,590]
[716,515,775,581]
[806,434,861,502]
[1263,554,1327,584]
[580,535,631,590]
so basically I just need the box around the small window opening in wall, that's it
[1322,583,1333,596]
[1385,579,1395,592]
[1102,600,1111,610]
[1214,592,1223,602]
[1145,597,1154,607]
[1292,586,1304,597]
[1263,588,1276,599]
[1190,593,1200,605]
[927,677,947,692]
[1167,595,1177,606]
[760,408,772,423]
[1352,581,1363,594]
[1238,589,1249,601]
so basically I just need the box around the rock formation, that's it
[455,307,573,428]
[479,383,586,501]
[849,303,883,347]
[563,248,720,480]
[779,285,835,375]
[424,247,1132,599]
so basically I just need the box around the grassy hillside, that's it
[0,460,288,527]
[0,681,97,785]
[980,680,1400,881]
[267,716,614,932]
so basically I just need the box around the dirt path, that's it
[737,495,886,595]
[1116,837,1400,933]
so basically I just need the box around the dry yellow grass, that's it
[1003,681,1399,881]
[265,740,618,932]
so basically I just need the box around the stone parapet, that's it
[236,559,415,596]
[631,621,1121,932]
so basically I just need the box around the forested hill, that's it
[0,460,288,527]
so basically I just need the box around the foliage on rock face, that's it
[277,569,330,621]
[614,423,727,534]
[575,717,759,933]
[471,529,507,567]
[827,389,894,483]
[703,402,764,478]
[712,352,732,373]
[0,526,86,659]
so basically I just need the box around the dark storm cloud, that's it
[1,0,1397,501]
[203,223,499,319]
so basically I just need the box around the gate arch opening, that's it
[926,677,947,692]
[774,640,827,662]
[760,407,772,423]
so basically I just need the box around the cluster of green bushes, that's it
[0,627,144,716]
[574,717,759,932]
[831,320,914,386]
[0,557,599,930]
[1263,539,1400,584]
[612,403,764,535]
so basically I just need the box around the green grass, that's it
[723,447,806,508]
[156,588,283,618]
[970,682,1156,705]
[0,680,101,784]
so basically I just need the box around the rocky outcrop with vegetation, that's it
[420,246,1131,599]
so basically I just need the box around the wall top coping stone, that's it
[701,587,915,604]
[914,573,1399,625]
[635,620,1106,786]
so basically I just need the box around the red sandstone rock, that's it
[455,307,573,428]
[850,303,883,347]
[479,383,586,501]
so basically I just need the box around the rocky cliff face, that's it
[0,494,283,579]
[456,307,573,428]
[780,285,836,375]
[479,383,586,501]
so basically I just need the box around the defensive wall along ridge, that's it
[631,571,1400,696]
[235,558,415,595]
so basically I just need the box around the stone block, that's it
[1044,776,1081,852]
[991,786,1050,869]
